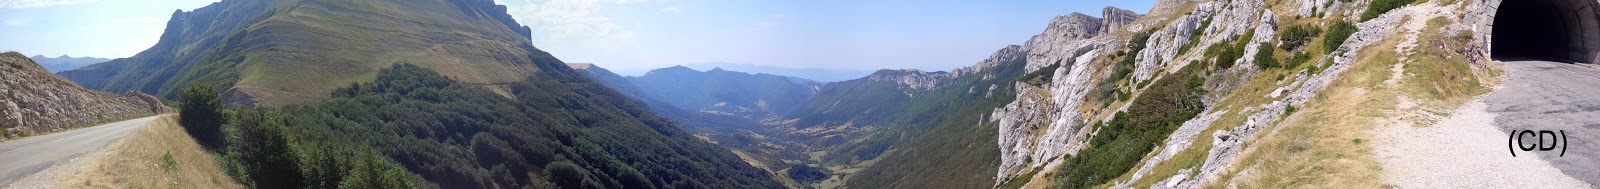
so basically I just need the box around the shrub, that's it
[1255,44,1280,69]
[178,83,224,149]
[1322,20,1359,54]
[1279,24,1322,50]
[1361,0,1416,22]
[162,151,179,171]
[1021,63,1062,86]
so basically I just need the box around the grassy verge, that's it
[58,115,245,188]
[1400,16,1493,109]
[1220,29,1409,189]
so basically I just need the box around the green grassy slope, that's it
[61,0,541,107]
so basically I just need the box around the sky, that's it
[0,0,1156,76]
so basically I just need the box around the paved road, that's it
[0,116,159,186]
[1485,61,1600,185]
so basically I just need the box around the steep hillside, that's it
[201,64,781,188]
[982,0,1512,188]
[41,0,785,188]
[60,0,542,107]
[0,52,165,141]
[28,55,109,73]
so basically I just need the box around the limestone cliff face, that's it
[988,0,1445,186]
[991,7,1139,182]
[0,52,166,141]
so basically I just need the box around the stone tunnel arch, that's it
[1485,0,1600,63]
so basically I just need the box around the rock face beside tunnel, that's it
[1471,0,1600,63]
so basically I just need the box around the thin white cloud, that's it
[0,0,98,9]
[659,7,679,14]
[502,0,635,43]
[3,19,29,26]
[615,0,646,4]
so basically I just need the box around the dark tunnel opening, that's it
[1493,0,1576,62]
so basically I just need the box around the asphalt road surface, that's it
[1485,60,1600,185]
[0,116,159,186]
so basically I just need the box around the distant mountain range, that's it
[26,55,110,73]
[680,63,876,83]
[628,65,821,116]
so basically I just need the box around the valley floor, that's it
[1375,61,1596,188]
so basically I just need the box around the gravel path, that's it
[1484,61,1600,185]
[1374,100,1590,188]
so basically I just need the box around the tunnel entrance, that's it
[1490,0,1600,63]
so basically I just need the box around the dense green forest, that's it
[179,64,781,189]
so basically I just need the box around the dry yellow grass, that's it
[55,115,244,189]
[1215,30,1410,189]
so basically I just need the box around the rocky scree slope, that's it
[0,52,166,142]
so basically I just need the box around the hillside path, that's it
[0,116,160,187]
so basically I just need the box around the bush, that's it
[178,83,224,149]
[1322,20,1359,54]
[1278,24,1322,50]
[1255,44,1280,69]
[1021,62,1062,86]
[162,151,179,171]
[1361,0,1416,21]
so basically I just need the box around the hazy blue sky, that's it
[0,0,1155,75]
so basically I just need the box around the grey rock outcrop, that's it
[991,7,1143,182]
[867,69,949,91]
[1101,7,1141,35]
[0,52,166,141]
